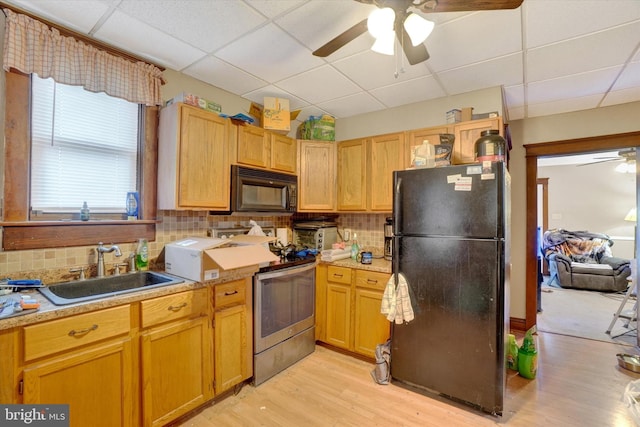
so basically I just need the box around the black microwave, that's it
[230,165,297,214]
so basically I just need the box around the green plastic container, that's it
[518,329,538,379]
[507,334,519,371]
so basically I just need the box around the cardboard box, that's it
[248,101,301,134]
[166,92,222,114]
[472,111,499,120]
[461,107,474,122]
[446,109,461,123]
[263,97,290,131]
[164,236,278,282]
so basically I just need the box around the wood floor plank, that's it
[174,332,640,426]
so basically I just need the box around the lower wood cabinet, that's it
[140,288,212,427]
[317,264,391,359]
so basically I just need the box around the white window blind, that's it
[31,76,139,213]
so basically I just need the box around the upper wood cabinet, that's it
[452,117,503,165]
[297,140,336,212]
[158,103,231,210]
[405,125,452,167]
[236,125,297,174]
[337,138,368,211]
[337,132,404,212]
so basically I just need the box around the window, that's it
[30,76,140,219]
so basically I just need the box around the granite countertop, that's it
[320,257,391,274]
[0,266,258,331]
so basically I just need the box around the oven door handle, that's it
[254,261,317,281]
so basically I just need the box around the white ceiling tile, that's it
[182,56,267,96]
[276,65,361,104]
[246,0,305,19]
[369,75,446,108]
[527,94,603,118]
[601,86,640,107]
[438,54,523,95]
[93,10,205,70]
[526,21,640,82]
[426,9,522,72]
[525,0,640,48]
[527,66,622,104]
[275,0,374,53]
[507,105,525,120]
[503,84,525,108]
[215,23,325,82]
[116,0,266,53]
[333,50,430,91]
[613,62,640,90]
[317,92,386,119]
[4,0,111,33]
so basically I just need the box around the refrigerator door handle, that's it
[393,176,402,235]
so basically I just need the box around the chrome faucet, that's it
[96,242,122,277]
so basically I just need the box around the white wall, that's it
[539,161,636,260]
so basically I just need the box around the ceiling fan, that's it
[577,148,637,168]
[312,0,524,65]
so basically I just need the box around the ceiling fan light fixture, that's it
[371,29,395,55]
[403,13,434,46]
[367,7,395,39]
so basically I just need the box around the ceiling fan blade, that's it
[577,158,623,167]
[313,19,368,57]
[416,0,524,13]
[398,23,430,65]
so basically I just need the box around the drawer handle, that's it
[68,324,98,337]
[333,274,343,278]
[367,279,378,284]
[168,302,188,311]
[224,290,238,296]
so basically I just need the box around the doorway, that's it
[523,131,640,331]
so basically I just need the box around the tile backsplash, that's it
[0,211,390,279]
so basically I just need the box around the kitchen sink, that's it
[38,271,185,305]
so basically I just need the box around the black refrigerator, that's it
[390,162,510,416]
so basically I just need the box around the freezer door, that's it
[393,163,506,238]
[390,236,507,415]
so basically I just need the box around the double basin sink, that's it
[38,271,184,306]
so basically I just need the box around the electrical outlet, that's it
[343,229,351,241]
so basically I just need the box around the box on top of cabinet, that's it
[165,236,278,282]
[166,92,222,113]
[248,99,301,134]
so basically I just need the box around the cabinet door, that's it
[325,282,352,350]
[452,117,503,165]
[140,316,212,427]
[354,288,390,358]
[337,138,367,211]
[270,133,297,173]
[369,133,405,211]
[214,304,248,395]
[178,105,230,208]
[405,125,452,167]
[298,140,336,212]
[237,125,269,168]
[23,339,134,427]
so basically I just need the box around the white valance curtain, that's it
[2,8,163,106]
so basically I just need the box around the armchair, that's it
[543,229,631,292]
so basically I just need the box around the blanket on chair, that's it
[542,229,614,264]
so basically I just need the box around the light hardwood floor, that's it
[175,333,640,426]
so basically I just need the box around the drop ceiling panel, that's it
[437,53,523,95]
[215,23,324,83]
[425,9,522,73]
[332,50,430,91]
[243,85,307,111]
[527,66,623,105]
[93,10,205,70]
[525,0,640,48]
[317,92,386,119]
[526,22,640,83]
[527,94,603,118]
[246,0,305,19]
[613,61,640,90]
[276,65,362,104]
[182,56,267,96]
[369,75,446,108]
[601,86,640,107]
[116,0,266,53]
[7,0,110,33]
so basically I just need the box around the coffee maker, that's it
[384,217,393,261]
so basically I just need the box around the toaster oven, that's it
[293,224,338,251]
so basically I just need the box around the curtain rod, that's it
[0,2,165,71]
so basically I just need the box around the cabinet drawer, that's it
[355,270,390,291]
[327,266,351,284]
[24,305,130,362]
[214,280,246,310]
[141,288,208,328]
